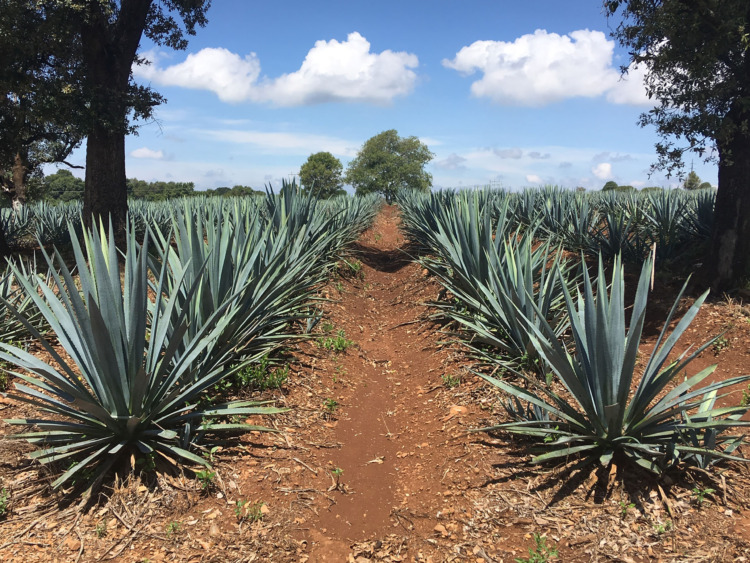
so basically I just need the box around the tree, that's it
[605,1,750,289]
[299,152,344,199]
[44,169,85,201]
[682,170,702,190]
[3,1,210,236]
[345,130,434,203]
[602,180,620,191]
[0,0,85,212]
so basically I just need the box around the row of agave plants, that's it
[0,185,380,490]
[400,185,715,265]
[1,187,376,248]
[399,187,749,474]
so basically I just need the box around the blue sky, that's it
[63,0,718,191]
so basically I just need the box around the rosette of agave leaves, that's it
[481,254,750,473]
[0,221,286,490]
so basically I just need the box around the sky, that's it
[60,0,718,192]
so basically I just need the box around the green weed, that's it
[692,486,715,507]
[235,500,265,523]
[319,330,354,353]
[195,469,216,492]
[654,520,673,535]
[95,520,107,538]
[712,335,729,355]
[234,356,289,390]
[0,488,9,519]
[619,500,635,518]
[165,521,182,537]
[515,533,558,563]
[324,398,339,416]
[441,373,461,389]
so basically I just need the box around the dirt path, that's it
[299,205,487,560]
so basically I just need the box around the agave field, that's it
[1,185,750,561]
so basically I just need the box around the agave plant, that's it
[428,234,576,372]
[0,220,285,489]
[481,255,750,472]
[0,258,49,343]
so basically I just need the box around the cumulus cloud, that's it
[593,151,634,163]
[435,153,468,170]
[526,174,543,184]
[444,29,650,106]
[136,32,418,106]
[494,147,523,159]
[606,62,651,105]
[592,162,613,180]
[131,147,164,159]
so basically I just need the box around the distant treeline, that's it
[12,169,264,204]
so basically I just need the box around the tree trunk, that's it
[79,0,152,238]
[10,151,29,211]
[0,227,10,257]
[83,124,127,234]
[706,127,750,291]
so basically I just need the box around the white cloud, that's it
[606,62,651,106]
[136,32,418,106]
[444,29,651,107]
[592,162,613,180]
[131,147,164,159]
[196,129,358,157]
[434,153,467,170]
[526,174,544,184]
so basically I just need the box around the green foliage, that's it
[127,178,196,201]
[605,1,748,175]
[0,488,8,519]
[442,373,461,389]
[324,398,339,414]
[683,170,702,191]
[43,170,84,202]
[481,255,750,473]
[0,1,85,201]
[300,152,345,199]
[195,469,216,491]
[234,356,289,391]
[515,533,558,563]
[602,180,619,191]
[345,130,433,203]
[619,500,635,518]
[165,521,182,537]
[692,486,715,507]
[319,330,354,353]
[0,220,286,489]
[235,500,265,523]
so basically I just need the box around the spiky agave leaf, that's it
[0,219,286,489]
[480,254,750,472]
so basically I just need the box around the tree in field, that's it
[605,0,750,289]
[345,130,434,203]
[299,152,345,199]
[602,180,620,191]
[44,169,85,201]
[0,0,85,212]
[2,0,211,236]
[682,170,702,191]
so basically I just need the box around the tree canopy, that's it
[605,0,750,288]
[0,0,86,208]
[1,0,211,239]
[345,130,434,203]
[299,152,345,199]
